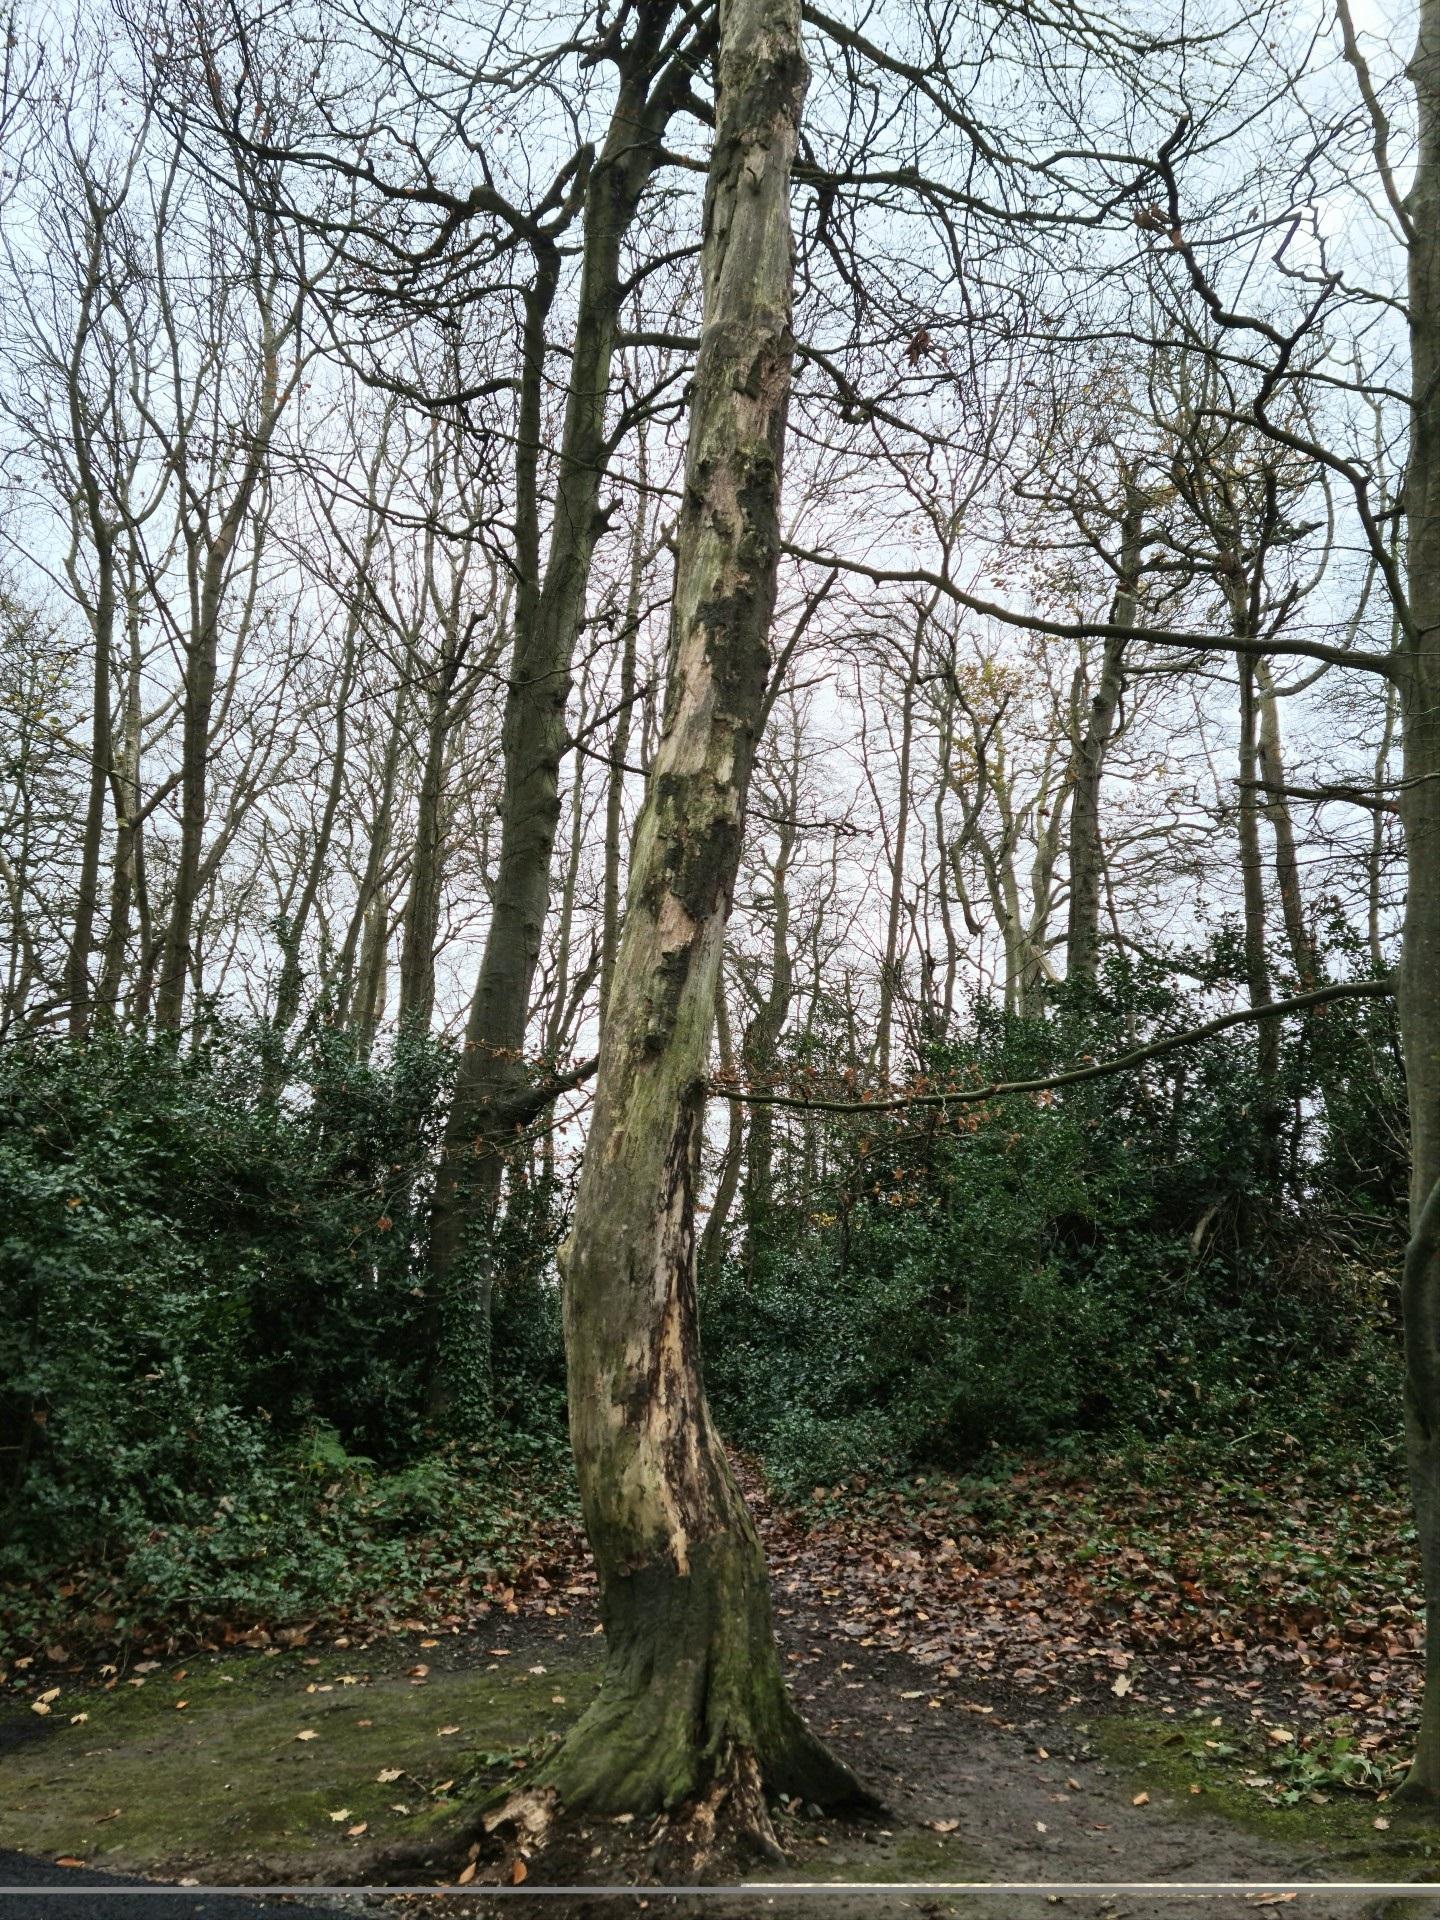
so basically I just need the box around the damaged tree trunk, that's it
[504,0,861,1846]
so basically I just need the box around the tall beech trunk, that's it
[428,35,691,1413]
[1399,0,1440,1802]
[527,0,858,1833]
[1067,489,1139,985]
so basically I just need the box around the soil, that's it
[5,1595,1440,1920]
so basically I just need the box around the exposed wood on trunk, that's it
[515,0,860,1832]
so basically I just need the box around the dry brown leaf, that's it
[457,1863,477,1886]
[1132,1792,1149,1807]
[510,1858,528,1885]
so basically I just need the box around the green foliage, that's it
[0,1024,569,1638]
[703,954,1405,1492]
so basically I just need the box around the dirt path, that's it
[5,1600,1437,1920]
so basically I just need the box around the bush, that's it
[0,1022,567,1595]
[702,954,1405,1492]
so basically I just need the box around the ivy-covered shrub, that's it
[0,1022,567,1602]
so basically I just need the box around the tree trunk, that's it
[1254,658,1319,987]
[877,609,923,1078]
[397,647,458,1035]
[1236,655,1281,1091]
[600,486,647,1026]
[1066,490,1138,986]
[699,965,744,1279]
[95,591,143,1029]
[1399,0,1440,1802]
[511,0,859,1840]
[429,34,694,1417]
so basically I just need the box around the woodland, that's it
[0,0,1437,1908]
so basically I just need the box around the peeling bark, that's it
[508,0,861,1837]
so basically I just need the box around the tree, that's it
[496,0,862,1849]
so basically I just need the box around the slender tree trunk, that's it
[429,40,692,1416]
[509,0,859,1839]
[353,894,390,1060]
[1066,492,1138,986]
[1399,0,1440,1802]
[95,594,142,1029]
[600,490,646,1026]
[1254,658,1319,986]
[397,653,458,1035]
[1370,676,1399,973]
[877,610,923,1078]
[67,541,112,1038]
[1236,654,1281,1091]
[334,695,406,1027]
[699,965,744,1279]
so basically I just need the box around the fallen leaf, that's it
[1374,1816,1390,1831]
[328,1809,352,1822]
[437,1724,461,1736]
[510,1859,528,1885]
[929,1819,959,1834]
[1111,1673,1132,1698]
[69,1713,89,1725]
[346,1822,368,1837]
[295,1729,319,1742]
[1132,1792,1149,1807]
[53,1859,85,1870]
[377,1768,403,1784]
[457,1863,477,1886]
[1266,1727,1296,1746]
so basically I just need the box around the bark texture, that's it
[1400,0,1440,1804]
[525,0,860,1833]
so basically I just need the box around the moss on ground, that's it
[0,1644,599,1880]
[1094,1712,1440,1884]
